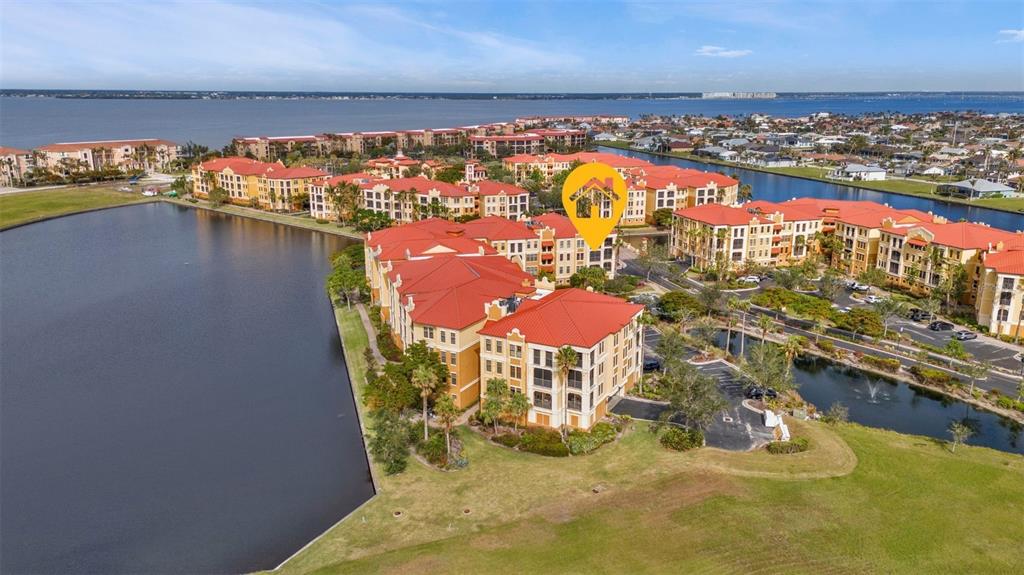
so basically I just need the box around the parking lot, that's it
[612,358,775,451]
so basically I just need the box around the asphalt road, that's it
[612,360,774,451]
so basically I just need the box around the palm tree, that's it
[757,314,774,342]
[782,335,804,364]
[738,183,753,202]
[964,362,989,396]
[555,346,579,439]
[411,365,439,441]
[434,394,460,458]
[873,298,906,339]
[948,421,973,453]
[506,391,530,432]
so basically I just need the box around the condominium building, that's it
[34,139,179,173]
[636,165,740,216]
[307,172,375,220]
[364,154,446,179]
[875,221,1019,303]
[0,146,32,187]
[478,288,644,430]
[349,177,530,224]
[468,129,587,158]
[192,156,326,210]
[381,254,540,407]
[503,151,652,185]
[976,240,1024,338]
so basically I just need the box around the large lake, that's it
[2,93,1022,149]
[0,203,372,574]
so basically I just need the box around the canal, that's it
[0,203,374,574]
[601,146,1024,232]
[715,332,1023,455]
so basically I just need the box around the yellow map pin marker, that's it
[562,162,628,250]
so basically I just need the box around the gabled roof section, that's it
[478,288,643,348]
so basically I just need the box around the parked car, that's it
[851,283,870,292]
[629,294,659,307]
[909,309,933,322]
[953,330,977,341]
[929,320,954,331]
[740,275,761,284]
[864,295,883,304]
[745,386,779,400]
[642,358,662,372]
[836,306,852,314]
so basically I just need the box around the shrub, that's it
[816,339,835,353]
[751,287,833,319]
[861,355,901,373]
[659,427,704,451]
[566,422,619,455]
[519,427,569,457]
[833,308,884,338]
[820,402,849,425]
[315,218,330,224]
[909,365,958,387]
[766,437,810,454]
[417,430,448,467]
[492,433,521,448]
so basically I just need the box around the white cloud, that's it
[997,29,1024,43]
[695,45,752,58]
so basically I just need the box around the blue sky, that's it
[1,0,1022,91]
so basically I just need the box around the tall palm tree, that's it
[555,346,579,439]
[782,336,804,364]
[434,394,460,458]
[738,183,753,202]
[730,298,752,357]
[411,365,439,441]
[757,314,774,342]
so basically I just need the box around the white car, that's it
[837,307,852,314]
[740,275,761,284]
[851,283,870,292]
[864,295,883,304]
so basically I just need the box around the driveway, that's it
[612,360,774,451]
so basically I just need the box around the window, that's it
[1003,278,1016,290]
[485,360,492,373]
[449,331,457,345]
[997,308,1009,321]
[510,344,522,359]
[440,331,446,343]
[567,369,583,389]
[450,353,457,366]
[485,338,491,352]
[567,393,582,411]
[450,372,458,387]
[533,391,552,409]
[496,340,504,354]
[496,362,504,375]
[533,368,553,388]
[423,326,434,339]
[510,365,522,379]
[440,351,447,363]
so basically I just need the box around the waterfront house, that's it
[828,163,887,181]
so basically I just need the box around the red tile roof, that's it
[887,222,1018,250]
[673,203,769,226]
[459,216,536,241]
[472,180,529,197]
[478,288,643,348]
[199,156,325,179]
[0,146,30,155]
[389,255,536,330]
[984,248,1024,275]
[37,139,177,152]
[363,177,471,197]
[527,213,578,238]
[366,218,499,261]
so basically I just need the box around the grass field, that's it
[276,308,1024,575]
[0,186,153,229]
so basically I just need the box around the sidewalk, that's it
[356,304,387,366]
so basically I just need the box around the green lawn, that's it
[0,186,154,229]
[277,308,1024,575]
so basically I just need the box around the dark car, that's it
[643,358,662,372]
[953,330,977,341]
[910,309,934,322]
[929,320,954,331]
[745,386,778,400]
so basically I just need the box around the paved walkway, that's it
[356,304,387,366]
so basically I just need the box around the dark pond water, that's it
[0,203,373,574]
[715,332,1024,455]
[602,147,1024,233]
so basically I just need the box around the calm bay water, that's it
[603,147,1024,232]
[0,203,372,574]
[2,94,1022,149]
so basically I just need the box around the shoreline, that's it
[0,197,159,232]
[162,198,364,240]
[597,142,1024,217]
[271,302,380,572]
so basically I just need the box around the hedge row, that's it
[660,427,704,451]
[766,437,810,454]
